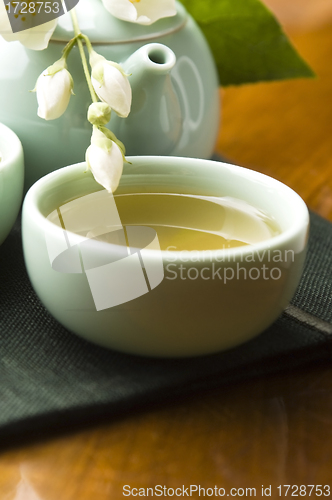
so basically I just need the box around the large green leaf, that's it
[180,0,315,86]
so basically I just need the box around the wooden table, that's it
[1,3,332,498]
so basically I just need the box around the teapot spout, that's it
[124,43,177,77]
[115,43,182,155]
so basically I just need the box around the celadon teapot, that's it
[0,0,220,189]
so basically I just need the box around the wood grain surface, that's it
[1,3,332,499]
[216,18,332,222]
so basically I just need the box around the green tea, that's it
[113,192,280,251]
[48,191,280,251]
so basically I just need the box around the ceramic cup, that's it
[0,123,24,246]
[22,157,309,357]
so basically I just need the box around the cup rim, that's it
[0,122,23,172]
[24,157,309,261]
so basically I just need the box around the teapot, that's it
[0,0,220,189]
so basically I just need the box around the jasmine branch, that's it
[70,8,98,103]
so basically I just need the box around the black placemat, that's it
[0,209,332,444]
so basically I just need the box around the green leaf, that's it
[180,0,315,86]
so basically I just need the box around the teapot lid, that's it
[53,0,187,44]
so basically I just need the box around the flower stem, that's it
[70,8,98,103]
[80,34,93,55]
[62,35,79,60]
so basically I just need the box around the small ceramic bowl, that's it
[0,123,24,245]
[22,157,309,357]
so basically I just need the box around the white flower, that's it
[0,1,57,50]
[36,62,73,120]
[90,52,132,118]
[86,127,124,193]
[101,0,177,25]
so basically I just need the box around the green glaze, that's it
[0,0,220,190]
[22,157,309,358]
[0,123,24,245]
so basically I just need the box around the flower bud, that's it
[86,127,124,193]
[36,63,73,120]
[90,52,132,118]
[87,102,111,126]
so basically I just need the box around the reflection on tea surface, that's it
[113,193,280,251]
[47,190,280,252]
